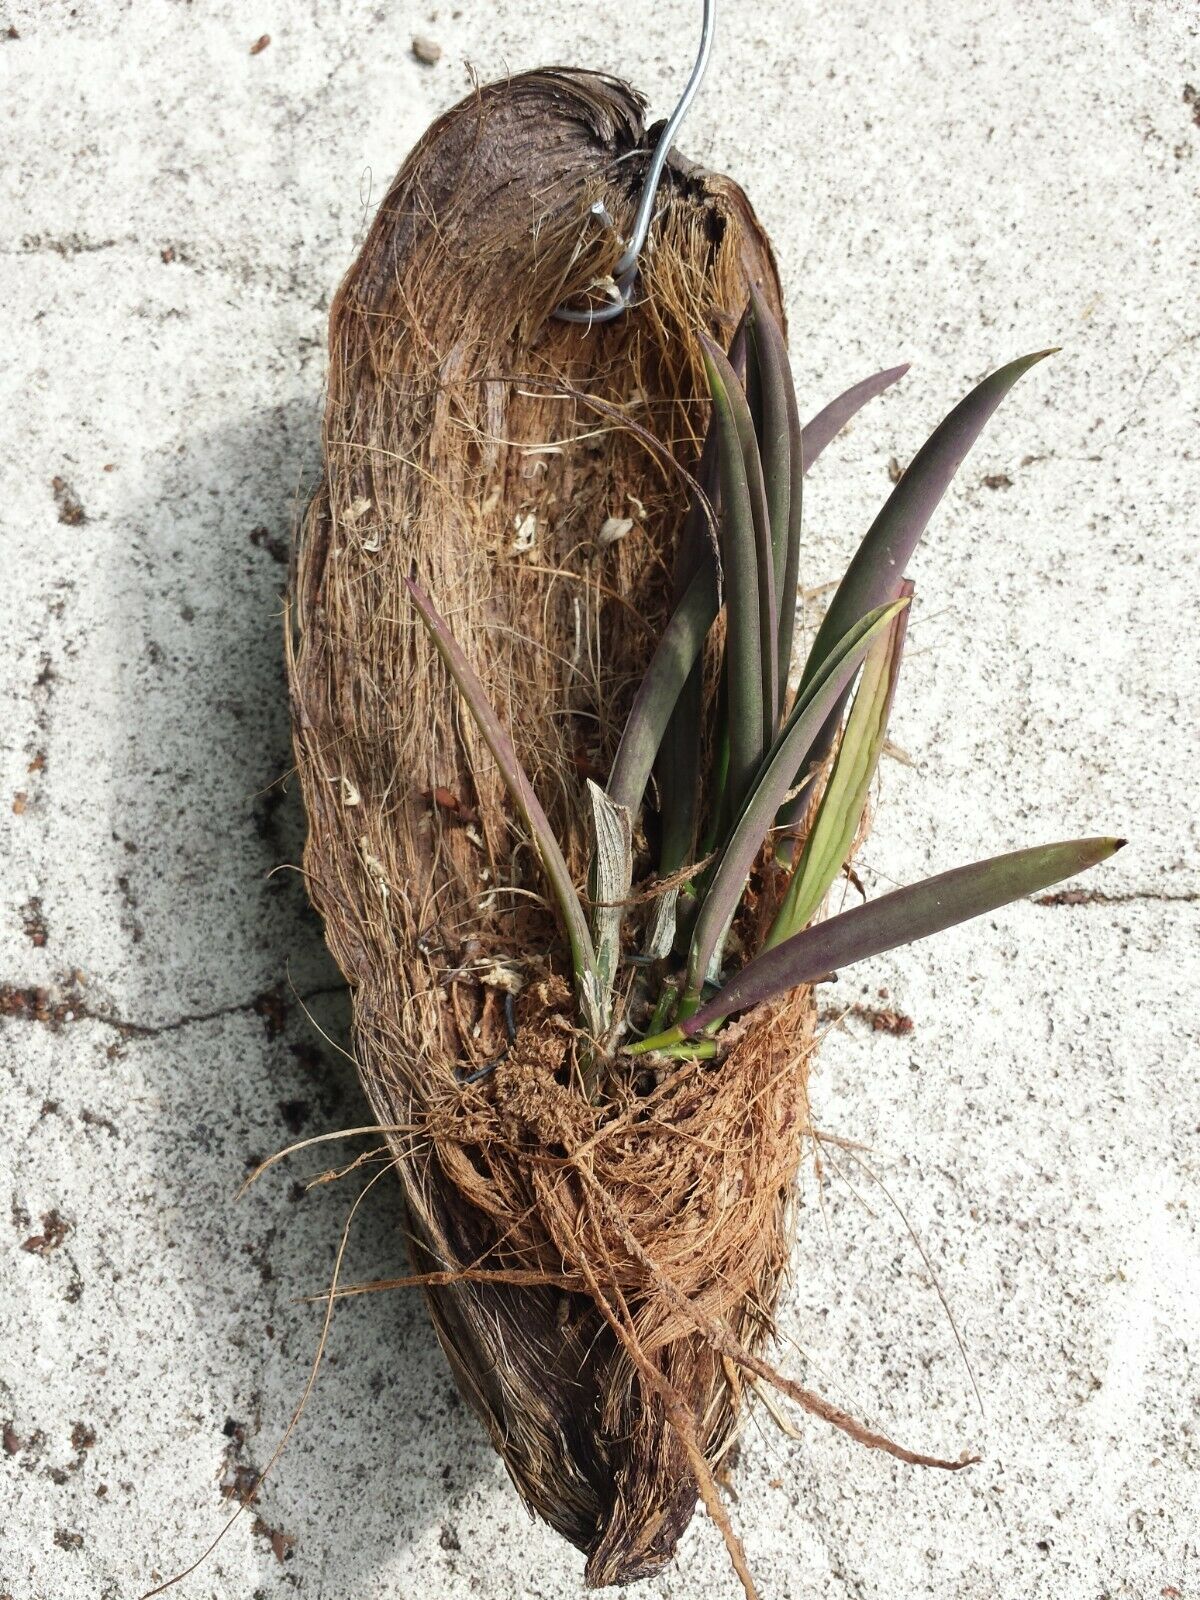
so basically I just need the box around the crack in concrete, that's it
[9,232,128,257]
[0,980,348,1040]
[1035,888,1198,907]
[104,983,349,1040]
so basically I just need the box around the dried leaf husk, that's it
[287,69,817,1585]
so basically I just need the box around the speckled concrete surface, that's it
[1,2,1197,1597]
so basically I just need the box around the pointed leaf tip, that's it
[800,363,911,473]
[780,345,1058,828]
[808,344,1057,670]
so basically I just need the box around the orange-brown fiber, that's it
[286,67,816,1590]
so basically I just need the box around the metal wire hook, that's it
[553,0,717,325]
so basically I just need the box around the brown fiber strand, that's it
[141,1164,394,1597]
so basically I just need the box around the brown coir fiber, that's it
[287,69,961,1596]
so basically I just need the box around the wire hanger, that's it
[553,0,717,325]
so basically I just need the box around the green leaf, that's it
[612,341,910,834]
[700,333,778,781]
[652,657,703,887]
[607,560,717,817]
[766,581,912,946]
[402,574,600,1020]
[746,286,804,715]
[649,420,723,882]
[667,316,746,594]
[681,600,908,1006]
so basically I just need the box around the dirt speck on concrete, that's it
[21,1209,71,1255]
[21,897,48,947]
[50,476,86,526]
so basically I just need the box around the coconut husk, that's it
[285,68,853,1592]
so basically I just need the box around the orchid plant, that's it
[405,291,1121,1071]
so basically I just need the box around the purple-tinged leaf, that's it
[799,363,912,469]
[800,350,1053,690]
[607,560,718,817]
[613,341,910,832]
[648,320,741,874]
[779,349,1054,828]
[682,836,1124,1036]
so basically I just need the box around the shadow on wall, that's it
[117,401,495,1595]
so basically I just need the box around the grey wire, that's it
[553,0,717,325]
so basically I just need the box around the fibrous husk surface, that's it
[288,68,819,1587]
